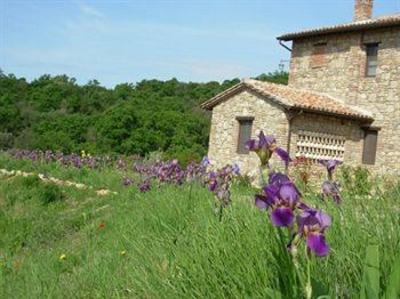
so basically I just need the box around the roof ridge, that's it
[242,78,294,107]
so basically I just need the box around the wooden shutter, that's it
[237,118,253,154]
[362,129,378,165]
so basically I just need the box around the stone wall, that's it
[208,89,289,175]
[288,27,400,174]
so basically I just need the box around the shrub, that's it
[339,165,372,196]
[21,175,40,188]
[233,174,253,189]
[37,183,64,205]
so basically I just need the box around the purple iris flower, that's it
[297,209,331,256]
[245,131,291,167]
[200,156,210,168]
[321,181,342,204]
[268,172,291,186]
[122,176,133,187]
[138,179,151,192]
[232,163,240,175]
[255,177,302,227]
[318,159,342,179]
[207,172,218,191]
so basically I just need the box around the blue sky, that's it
[1,0,399,87]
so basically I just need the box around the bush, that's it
[233,174,253,189]
[339,165,372,196]
[21,175,41,188]
[37,183,64,205]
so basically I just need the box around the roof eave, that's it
[200,83,245,110]
[277,19,400,41]
[200,82,292,111]
[289,106,374,122]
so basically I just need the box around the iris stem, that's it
[259,165,269,186]
[218,203,224,222]
[188,181,193,201]
[305,245,312,299]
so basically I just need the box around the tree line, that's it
[0,69,288,164]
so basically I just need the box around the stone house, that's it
[201,0,400,176]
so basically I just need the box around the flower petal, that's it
[200,156,210,167]
[327,160,342,173]
[257,131,276,148]
[270,207,294,227]
[318,159,342,177]
[263,184,279,202]
[268,172,290,186]
[316,210,331,229]
[255,194,269,210]
[208,180,218,191]
[307,233,330,256]
[274,147,291,166]
[279,182,300,205]
[245,139,258,151]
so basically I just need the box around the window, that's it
[362,129,378,165]
[365,43,379,77]
[311,43,327,68]
[236,117,253,154]
[296,130,345,161]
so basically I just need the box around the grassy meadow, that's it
[0,153,399,298]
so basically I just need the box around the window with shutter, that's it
[362,129,378,165]
[236,117,253,154]
[365,43,379,77]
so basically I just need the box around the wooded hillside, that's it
[0,70,288,164]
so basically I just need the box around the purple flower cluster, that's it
[248,134,333,257]
[186,157,209,182]
[155,159,185,186]
[255,172,331,256]
[138,179,151,193]
[122,176,134,187]
[205,164,240,207]
[8,149,112,169]
[246,131,291,167]
[131,157,211,193]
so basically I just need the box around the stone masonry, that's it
[203,0,400,176]
[289,27,400,174]
[208,90,288,175]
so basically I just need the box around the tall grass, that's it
[0,154,399,298]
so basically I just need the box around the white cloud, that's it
[77,1,104,18]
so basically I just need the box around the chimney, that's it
[354,0,374,21]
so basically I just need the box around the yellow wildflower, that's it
[59,254,67,261]
[120,250,126,256]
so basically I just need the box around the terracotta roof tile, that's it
[201,79,373,120]
[277,14,400,41]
